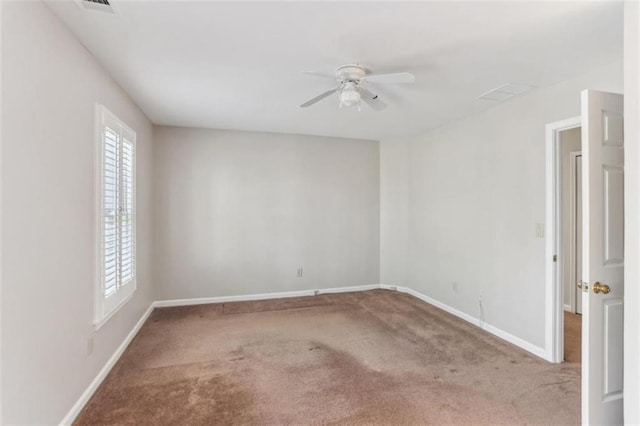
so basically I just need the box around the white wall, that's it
[381,60,622,351]
[624,2,640,423]
[0,1,4,421]
[1,2,154,424]
[153,127,379,300]
[380,136,409,288]
[560,127,581,311]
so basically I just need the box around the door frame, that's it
[545,115,582,363]
[568,150,582,314]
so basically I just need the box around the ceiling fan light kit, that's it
[300,64,414,111]
[339,82,361,108]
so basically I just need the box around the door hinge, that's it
[553,254,557,262]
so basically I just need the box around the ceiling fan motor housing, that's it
[335,64,367,84]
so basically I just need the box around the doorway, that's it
[559,126,582,363]
[544,115,581,364]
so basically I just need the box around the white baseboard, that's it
[153,284,382,308]
[399,286,479,324]
[482,321,548,360]
[379,284,398,291]
[316,284,382,295]
[563,304,573,312]
[59,303,155,426]
[390,285,548,360]
[61,282,550,424]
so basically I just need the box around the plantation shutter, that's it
[96,105,136,326]
[120,135,135,286]
[103,126,119,297]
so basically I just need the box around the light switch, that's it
[535,223,545,239]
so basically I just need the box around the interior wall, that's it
[381,60,622,351]
[560,127,581,311]
[0,1,4,421]
[1,2,154,424]
[624,2,640,423]
[380,136,409,286]
[153,127,380,300]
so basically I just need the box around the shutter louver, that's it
[103,126,120,297]
[120,138,135,286]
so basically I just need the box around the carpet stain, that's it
[74,290,580,425]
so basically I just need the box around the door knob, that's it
[593,282,611,294]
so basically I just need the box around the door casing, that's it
[545,116,582,363]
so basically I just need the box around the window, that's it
[94,104,136,327]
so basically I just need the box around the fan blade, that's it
[360,89,387,111]
[300,88,339,108]
[302,71,336,80]
[362,72,415,84]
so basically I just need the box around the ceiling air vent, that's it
[75,0,115,13]
[479,83,534,102]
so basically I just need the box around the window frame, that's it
[94,104,137,329]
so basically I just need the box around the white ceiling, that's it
[46,1,623,141]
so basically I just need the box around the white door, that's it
[581,90,624,425]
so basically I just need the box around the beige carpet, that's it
[75,290,580,425]
[564,311,582,364]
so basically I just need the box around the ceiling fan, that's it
[300,64,415,111]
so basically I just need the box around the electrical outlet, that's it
[87,335,94,356]
[452,282,458,292]
[535,223,545,238]
[297,267,304,277]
